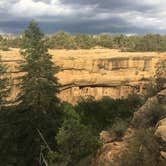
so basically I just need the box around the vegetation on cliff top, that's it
[1,31,166,52]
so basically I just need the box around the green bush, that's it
[62,102,80,120]
[145,81,158,98]
[155,61,166,91]
[0,45,10,51]
[127,93,143,109]
[111,119,129,139]
[75,96,141,132]
[46,151,68,166]
[145,104,166,127]
[47,118,100,166]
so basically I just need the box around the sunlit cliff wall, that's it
[1,49,165,104]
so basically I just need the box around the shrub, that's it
[111,119,129,139]
[75,96,140,132]
[155,61,166,91]
[46,151,68,166]
[47,118,100,166]
[145,103,166,127]
[145,81,158,98]
[62,102,80,120]
[0,45,10,51]
[127,93,143,109]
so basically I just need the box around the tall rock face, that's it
[0,49,165,104]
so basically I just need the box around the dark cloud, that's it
[0,0,165,34]
[61,0,155,12]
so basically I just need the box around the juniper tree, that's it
[155,60,166,91]
[17,21,60,112]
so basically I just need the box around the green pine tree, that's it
[0,21,63,166]
[17,21,60,112]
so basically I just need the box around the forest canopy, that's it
[1,32,166,52]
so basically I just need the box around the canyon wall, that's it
[0,49,165,104]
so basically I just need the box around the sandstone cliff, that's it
[0,48,165,103]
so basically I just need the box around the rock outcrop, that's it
[0,48,165,103]
[94,87,166,165]
[157,89,166,104]
[132,96,158,127]
[155,118,166,142]
[92,128,135,166]
[155,118,166,160]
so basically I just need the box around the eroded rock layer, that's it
[0,48,165,103]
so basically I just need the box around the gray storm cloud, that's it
[0,0,165,34]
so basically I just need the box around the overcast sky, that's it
[0,0,165,34]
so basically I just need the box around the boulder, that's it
[100,131,114,143]
[160,151,166,159]
[132,96,158,127]
[155,118,166,161]
[157,89,166,104]
[156,118,166,127]
[155,118,166,142]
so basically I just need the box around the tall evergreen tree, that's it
[17,21,60,112]
[0,21,63,166]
